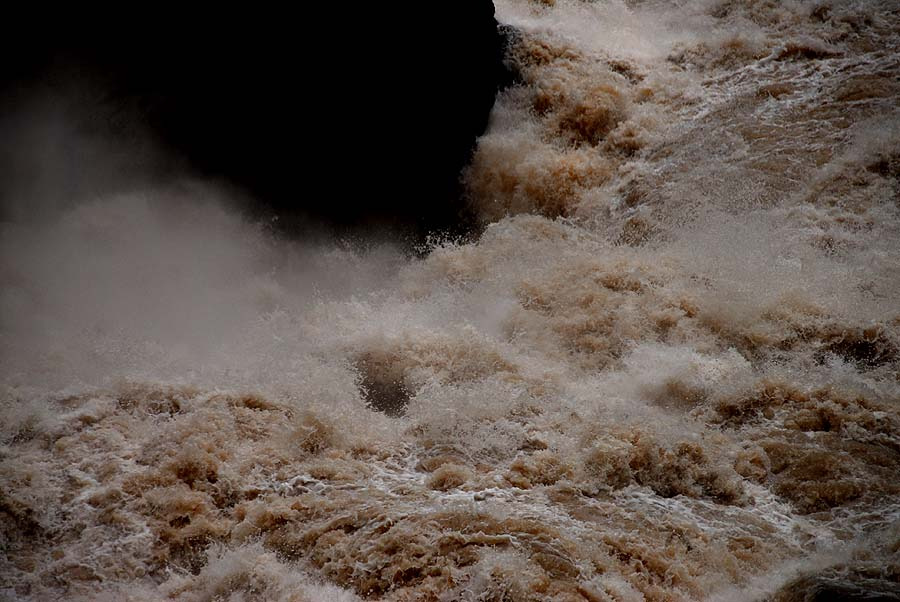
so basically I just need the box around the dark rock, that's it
[772,574,900,602]
[0,4,515,242]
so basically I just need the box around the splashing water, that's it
[2,1,899,600]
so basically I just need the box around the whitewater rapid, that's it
[2,1,899,600]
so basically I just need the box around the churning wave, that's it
[2,1,899,600]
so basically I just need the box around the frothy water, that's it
[2,1,899,600]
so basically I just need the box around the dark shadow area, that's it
[355,355,410,419]
[352,347,414,418]
[0,4,515,243]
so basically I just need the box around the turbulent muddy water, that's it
[2,1,900,600]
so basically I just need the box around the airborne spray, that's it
[2,2,900,601]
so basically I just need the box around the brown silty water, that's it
[2,1,899,600]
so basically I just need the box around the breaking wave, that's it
[2,1,899,600]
